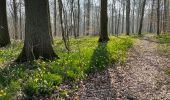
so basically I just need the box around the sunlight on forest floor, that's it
[0,36,134,99]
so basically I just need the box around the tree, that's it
[19,0,23,39]
[157,0,160,35]
[16,0,58,62]
[126,0,130,35]
[99,0,109,42]
[138,0,146,35]
[58,0,70,51]
[121,0,125,33]
[0,0,11,47]
[54,0,57,36]
[163,0,168,33]
[149,0,155,33]
[77,0,80,37]
[13,0,18,39]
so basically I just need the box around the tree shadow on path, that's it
[87,42,110,73]
[80,42,116,99]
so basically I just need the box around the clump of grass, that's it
[157,35,170,44]
[165,69,170,75]
[157,35,170,57]
[0,36,134,99]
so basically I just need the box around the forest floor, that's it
[77,34,170,100]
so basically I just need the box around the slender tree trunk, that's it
[83,0,86,35]
[0,0,11,47]
[126,0,130,35]
[58,0,70,51]
[54,0,57,36]
[47,0,53,44]
[77,0,80,37]
[163,0,167,33]
[157,0,160,35]
[136,0,142,33]
[149,0,155,33]
[16,0,58,62]
[121,1,125,33]
[99,0,109,42]
[116,9,121,36]
[138,0,146,35]
[86,0,90,35]
[111,1,114,35]
[132,0,135,33]
[19,0,22,40]
[13,0,18,39]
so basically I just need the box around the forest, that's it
[0,0,170,99]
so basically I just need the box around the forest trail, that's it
[78,35,170,100]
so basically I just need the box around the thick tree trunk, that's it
[138,0,146,35]
[99,0,109,42]
[0,0,11,47]
[16,0,58,62]
[126,0,130,35]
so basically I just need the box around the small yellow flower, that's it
[3,92,6,96]
[0,90,3,93]
[35,78,39,82]
[0,90,6,96]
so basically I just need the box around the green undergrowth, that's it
[157,35,170,57]
[157,35,170,78]
[0,36,134,99]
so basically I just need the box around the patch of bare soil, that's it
[76,35,170,100]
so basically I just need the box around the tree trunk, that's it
[13,0,18,39]
[99,0,109,42]
[157,0,160,35]
[0,0,11,47]
[16,0,58,62]
[54,0,57,36]
[138,0,146,35]
[121,0,125,33]
[111,1,114,35]
[149,0,155,33]
[163,0,167,33]
[77,0,80,37]
[19,0,22,40]
[132,0,135,33]
[126,0,130,35]
[86,0,90,35]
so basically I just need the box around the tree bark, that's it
[126,0,130,35]
[157,0,160,35]
[86,0,90,35]
[149,0,155,33]
[16,0,58,62]
[121,0,125,33]
[0,0,11,47]
[99,0,109,42]
[138,0,146,35]
[54,0,57,36]
[13,0,18,39]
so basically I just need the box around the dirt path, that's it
[78,35,170,100]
